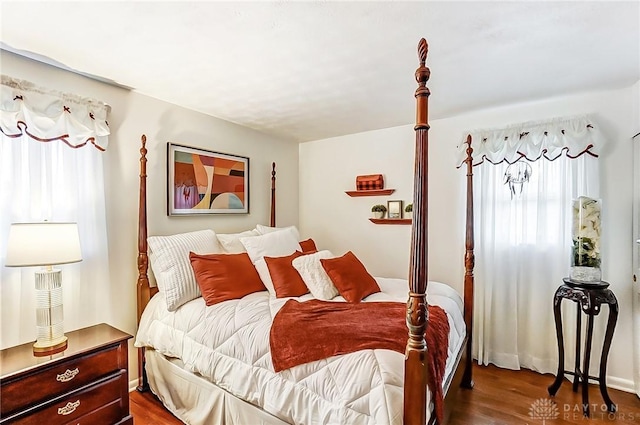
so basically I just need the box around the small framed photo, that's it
[387,200,403,219]
[167,143,249,216]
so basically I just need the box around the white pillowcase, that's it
[147,229,220,311]
[240,227,302,264]
[255,224,300,240]
[291,250,338,300]
[254,259,276,296]
[217,229,259,253]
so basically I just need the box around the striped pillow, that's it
[148,229,220,311]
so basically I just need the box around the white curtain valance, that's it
[0,75,110,150]
[456,115,604,168]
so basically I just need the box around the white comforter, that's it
[135,279,465,425]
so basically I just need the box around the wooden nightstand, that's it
[0,323,133,424]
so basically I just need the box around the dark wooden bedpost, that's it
[270,162,276,227]
[404,37,431,425]
[136,135,150,392]
[461,135,475,389]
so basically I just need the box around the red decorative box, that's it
[356,174,384,191]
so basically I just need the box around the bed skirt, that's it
[145,348,289,425]
[144,343,466,425]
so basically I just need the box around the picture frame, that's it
[167,143,249,216]
[387,200,403,219]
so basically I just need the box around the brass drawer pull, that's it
[56,367,80,382]
[58,400,80,415]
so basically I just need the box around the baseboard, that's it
[607,376,636,394]
[129,378,138,392]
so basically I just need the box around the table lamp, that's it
[5,222,82,356]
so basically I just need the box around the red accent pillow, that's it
[299,238,317,253]
[264,251,310,298]
[320,251,380,303]
[189,252,266,306]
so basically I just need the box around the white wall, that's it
[0,50,299,385]
[299,125,417,279]
[300,85,639,391]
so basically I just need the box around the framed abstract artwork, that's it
[167,143,249,215]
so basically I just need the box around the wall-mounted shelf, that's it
[369,218,412,225]
[345,189,395,197]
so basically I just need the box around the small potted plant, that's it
[405,203,413,219]
[371,204,387,219]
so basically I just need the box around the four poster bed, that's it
[134,39,475,425]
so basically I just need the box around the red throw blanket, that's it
[270,300,450,423]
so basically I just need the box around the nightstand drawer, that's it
[1,344,122,416]
[7,370,127,425]
[62,398,127,425]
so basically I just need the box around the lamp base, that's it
[33,335,68,357]
[33,267,67,357]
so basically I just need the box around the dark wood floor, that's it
[130,363,640,424]
[449,365,640,424]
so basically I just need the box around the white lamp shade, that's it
[5,222,82,267]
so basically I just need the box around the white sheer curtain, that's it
[0,75,111,349]
[458,116,603,374]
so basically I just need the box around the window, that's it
[0,76,111,348]
[459,116,602,373]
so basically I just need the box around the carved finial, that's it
[415,38,430,89]
[418,38,428,65]
[140,134,147,164]
[465,135,474,171]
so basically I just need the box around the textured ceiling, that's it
[1,1,638,143]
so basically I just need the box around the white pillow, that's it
[217,229,259,253]
[254,259,276,296]
[147,229,220,311]
[240,227,302,264]
[255,224,300,240]
[291,250,338,300]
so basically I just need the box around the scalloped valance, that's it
[1,75,110,150]
[456,115,604,168]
